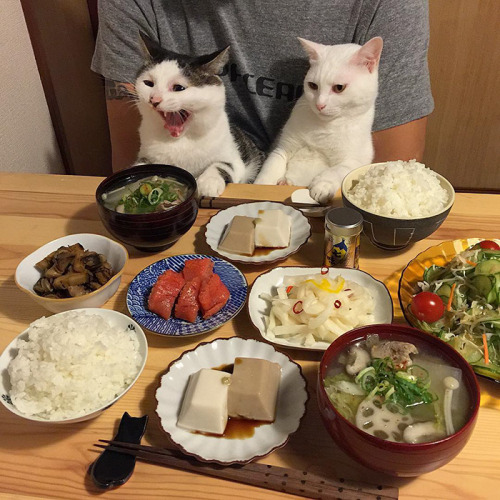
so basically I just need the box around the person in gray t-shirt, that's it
[92,0,434,172]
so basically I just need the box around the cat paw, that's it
[309,180,338,205]
[277,178,289,186]
[196,173,226,198]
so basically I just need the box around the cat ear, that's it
[297,38,324,62]
[198,46,230,75]
[139,31,163,61]
[351,37,383,73]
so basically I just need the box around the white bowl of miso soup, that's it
[317,324,480,477]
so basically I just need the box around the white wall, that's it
[0,0,64,174]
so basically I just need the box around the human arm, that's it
[91,1,157,171]
[364,1,433,161]
[105,80,141,172]
[372,117,427,163]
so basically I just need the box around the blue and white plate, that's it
[127,254,248,337]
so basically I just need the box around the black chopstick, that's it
[94,440,398,499]
[198,196,321,210]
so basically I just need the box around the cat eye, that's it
[143,80,154,87]
[333,84,347,94]
[308,82,318,90]
[172,84,186,92]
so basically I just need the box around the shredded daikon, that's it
[261,274,375,346]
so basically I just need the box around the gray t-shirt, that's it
[92,0,434,151]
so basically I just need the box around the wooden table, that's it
[0,172,499,499]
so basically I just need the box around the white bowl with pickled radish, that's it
[249,267,393,351]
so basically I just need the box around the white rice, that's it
[347,160,449,218]
[8,311,142,420]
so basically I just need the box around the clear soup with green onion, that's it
[323,335,469,444]
[101,175,190,214]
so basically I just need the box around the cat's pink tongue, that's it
[163,112,186,138]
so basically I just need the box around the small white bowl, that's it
[15,233,128,313]
[249,266,394,351]
[0,308,148,424]
[155,337,308,464]
[205,202,311,265]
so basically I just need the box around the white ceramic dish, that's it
[15,233,128,313]
[205,202,311,265]
[249,267,394,351]
[0,308,148,424]
[290,188,330,217]
[155,337,308,464]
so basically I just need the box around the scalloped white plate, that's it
[205,202,311,265]
[155,337,308,464]
[249,267,394,351]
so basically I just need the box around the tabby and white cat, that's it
[255,37,383,204]
[134,34,263,197]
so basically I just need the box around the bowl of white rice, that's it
[0,309,147,423]
[341,161,455,250]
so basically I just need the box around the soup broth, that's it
[101,175,190,214]
[323,336,470,444]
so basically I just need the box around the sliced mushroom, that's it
[346,345,371,376]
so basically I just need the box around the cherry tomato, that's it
[411,292,445,323]
[479,240,500,250]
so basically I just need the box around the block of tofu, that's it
[254,210,291,248]
[218,215,255,255]
[177,369,231,435]
[227,357,281,422]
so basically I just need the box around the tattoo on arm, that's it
[105,79,134,100]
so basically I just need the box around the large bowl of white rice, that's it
[341,161,455,250]
[0,309,147,423]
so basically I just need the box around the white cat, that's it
[255,37,383,204]
[134,34,263,197]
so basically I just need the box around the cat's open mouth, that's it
[159,110,191,138]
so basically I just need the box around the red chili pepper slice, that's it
[334,300,342,309]
[286,285,293,294]
[293,301,303,314]
[321,267,329,275]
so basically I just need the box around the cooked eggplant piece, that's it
[33,243,113,298]
[33,278,54,295]
[81,251,102,270]
[71,246,86,273]
[34,250,58,272]
[52,250,74,274]
[67,285,88,297]
[53,272,89,290]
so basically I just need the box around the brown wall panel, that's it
[424,0,500,191]
[21,0,111,176]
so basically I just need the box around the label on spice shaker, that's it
[324,207,363,269]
